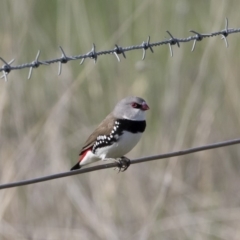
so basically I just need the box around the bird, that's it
[71,96,149,172]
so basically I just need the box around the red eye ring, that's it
[131,102,138,108]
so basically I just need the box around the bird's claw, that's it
[114,156,131,172]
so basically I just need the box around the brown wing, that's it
[79,114,116,155]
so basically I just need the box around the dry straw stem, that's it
[1,138,240,190]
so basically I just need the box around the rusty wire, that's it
[0,18,239,81]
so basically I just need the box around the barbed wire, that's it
[1,137,240,190]
[0,18,239,81]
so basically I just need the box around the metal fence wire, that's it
[0,18,239,81]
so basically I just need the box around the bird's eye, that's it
[131,102,140,108]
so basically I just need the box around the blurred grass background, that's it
[1,0,240,239]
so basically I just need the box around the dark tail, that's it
[71,162,81,171]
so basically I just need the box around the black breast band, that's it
[117,119,146,133]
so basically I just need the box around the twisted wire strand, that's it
[0,18,239,80]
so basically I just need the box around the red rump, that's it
[79,148,91,162]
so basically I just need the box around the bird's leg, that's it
[115,156,131,172]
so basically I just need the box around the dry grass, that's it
[1,1,240,239]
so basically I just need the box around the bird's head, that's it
[113,96,149,121]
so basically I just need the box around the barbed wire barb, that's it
[79,58,85,65]
[0,58,15,81]
[79,44,96,65]
[58,46,68,76]
[91,43,97,63]
[0,18,240,80]
[142,36,154,60]
[113,51,121,62]
[221,18,229,48]
[28,51,50,79]
[166,31,180,57]
[114,44,126,60]
[221,35,229,48]
[189,30,203,52]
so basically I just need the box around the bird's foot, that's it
[115,156,131,172]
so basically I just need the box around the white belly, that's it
[79,131,142,167]
[95,131,142,159]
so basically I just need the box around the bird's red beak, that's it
[141,102,149,111]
